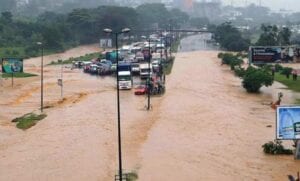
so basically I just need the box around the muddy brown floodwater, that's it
[0,42,300,180]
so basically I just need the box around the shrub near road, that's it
[219,52,274,93]
[242,66,273,93]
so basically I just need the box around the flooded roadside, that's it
[1,36,300,180]
[137,50,300,180]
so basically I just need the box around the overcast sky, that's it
[219,0,299,12]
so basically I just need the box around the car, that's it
[100,59,112,67]
[73,61,84,68]
[131,63,140,75]
[89,64,99,74]
[135,51,144,62]
[152,60,160,69]
[134,85,148,95]
[83,62,92,73]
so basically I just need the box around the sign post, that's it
[1,58,24,87]
[295,141,300,159]
[57,60,63,100]
[277,106,300,159]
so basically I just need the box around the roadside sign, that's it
[57,79,62,86]
[276,106,300,140]
[249,46,300,64]
[100,38,112,48]
[1,58,23,73]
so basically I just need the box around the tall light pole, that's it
[147,38,151,110]
[37,42,44,112]
[103,28,130,181]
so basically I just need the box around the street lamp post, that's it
[103,28,130,181]
[37,42,44,112]
[147,38,151,110]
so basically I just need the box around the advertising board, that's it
[249,46,300,64]
[1,58,23,73]
[100,39,112,48]
[277,106,300,140]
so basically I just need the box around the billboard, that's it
[100,38,112,48]
[249,46,300,64]
[1,58,23,73]
[277,106,300,140]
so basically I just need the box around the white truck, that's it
[118,63,133,90]
[139,63,152,79]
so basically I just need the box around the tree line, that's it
[0,3,190,58]
[212,22,293,52]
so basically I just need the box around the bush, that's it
[229,57,243,70]
[236,52,248,58]
[242,66,274,93]
[4,49,11,56]
[12,50,19,56]
[234,67,246,78]
[12,113,47,130]
[222,53,236,65]
[275,64,283,72]
[261,64,273,72]
[281,67,293,78]
[219,53,243,70]
[217,52,224,59]
[262,140,293,155]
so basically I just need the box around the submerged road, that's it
[0,35,299,180]
[136,35,300,180]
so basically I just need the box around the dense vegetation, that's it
[256,24,292,46]
[0,3,189,58]
[262,140,293,155]
[218,52,274,93]
[213,22,250,51]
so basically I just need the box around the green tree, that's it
[280,67,293,79]
[214,22,250,52]
[1,11,13,23]
[242,66,274,93]
[256,24,279,46]
[279,27,291,46]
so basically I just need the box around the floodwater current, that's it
[0,37,299,180]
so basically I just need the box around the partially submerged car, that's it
[134,85,148,95]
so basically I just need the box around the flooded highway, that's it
[0,36,300,180]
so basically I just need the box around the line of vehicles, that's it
[74,34,168,91]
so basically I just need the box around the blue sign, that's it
[1,58,23,73]
[277,106,300,140]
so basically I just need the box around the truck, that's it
[139,63,152,79]
[118,62,133,90]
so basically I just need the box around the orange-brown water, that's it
[0,44,300,180]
